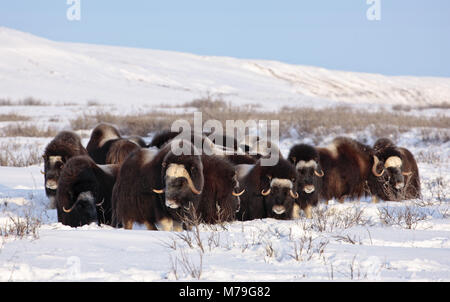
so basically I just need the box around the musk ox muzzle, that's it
[303,184,315,194]
[395,182,405,190]
[272,205,286,215]
[165,199,181,209]
[45,179,58,190]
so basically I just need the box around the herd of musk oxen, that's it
[41,123,421,229]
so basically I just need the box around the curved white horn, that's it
[372,155,385,177]
[232,189,245,197]
[290,190,299,199]
[314,170,324,177]
[261,188,271,196]
[152,188,164,194]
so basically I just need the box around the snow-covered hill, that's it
[1,27,449,108]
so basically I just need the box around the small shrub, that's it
[378,206,428,229]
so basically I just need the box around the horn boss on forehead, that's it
[385,156,402,168]
[166,163,202,195]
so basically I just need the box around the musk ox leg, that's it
[157,217,173,231]
[338,196,347,204]
[371,195,379,204]
[124,220,133,230]
[48,196,56,209]
[304,204,312,219]
[173,221,183,232]
[183,223,193,231]
[145,222,157,231]
[292,203,301,219]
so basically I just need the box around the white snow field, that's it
[0,137,449,282]
[1,27,450,109]
[0,27,449,281]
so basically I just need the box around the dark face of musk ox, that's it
[372,150,409,198]
[43,155,65,200]
[42,131,88,209]
[259,160,299,218]
[295,160,324,194]
[288,144,324,196]
[161,151,204,212]
[57,164,103,226]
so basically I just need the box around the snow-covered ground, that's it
[0,134,449,281]
[0,27,449,282]
[1,27,450,109]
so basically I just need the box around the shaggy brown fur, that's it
[86,123,121,164]
[368,138,421,201]
[112,147,168,230]
[105,139,141,165]
[43,131,88,208]
[56,156,118,227]
[127,135,148,148]
[112,140,242,230]
[148,130,181,149]
[149,129,240,151]
[317,137,372,203]
[194,155,241,224]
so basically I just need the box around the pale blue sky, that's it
[1,1,449,77]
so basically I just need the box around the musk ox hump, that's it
[323,142,339,159]
[141,148,159,165]
[97,164,118,178]
[99,128,120,147]
[235,164,255,180]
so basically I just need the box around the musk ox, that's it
[368,138,420,202]
[148,130,182,149]
[149,129,240,152]
[156,149,244,225]
[239,136,283,161]
[42,131,88,209]
[316,137,373,203]
[111,146,166,230]
[236,157,299,221]
[105,139,141,165]
[127,135,148,148]
[56,155,118,227]
[86,123,121,164]
[288,144,324,218]
[112,139,243,231]
[149,130,253,165]
[86,123,144,164]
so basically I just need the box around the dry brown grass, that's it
[393,102,450,112]
[0,124,59,138]
[0,142,43,167]
[69,97,450,142]
[378,206,429,230]
[0,97,49,106]
[0,113,31,122]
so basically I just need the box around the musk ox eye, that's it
[162,162,167,168]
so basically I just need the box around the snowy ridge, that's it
[1,27,449,108]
